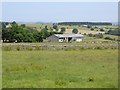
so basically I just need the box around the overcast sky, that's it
[2,2,118,22]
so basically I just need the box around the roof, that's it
[54,34,84,38]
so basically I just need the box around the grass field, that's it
[26,24,119,40]
[26,24,105,34]
[2,24,119,88]
[2,49,118,88]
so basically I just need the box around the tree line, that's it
[1,21,84,43]
[58,22,112,26]
[106,29,120,36]
[2,22,63,43]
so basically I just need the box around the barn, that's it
[46,34,84,42]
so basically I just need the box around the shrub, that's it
[20,24,26,28]
[88,33,93,37]
[107,29,120,36]
[104,36,113,40]
[72,28,78,34]
[53,24,58,31]
[94,33,103,38]
[60,27,66,33]
[100,28,104,31]
[90,28,94,31]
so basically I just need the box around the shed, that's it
[46,34,84,42]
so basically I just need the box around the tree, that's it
[11,21,18,29]
[2,23,36,42]
[90,28,94,31]
[44,25,48,31]
[11,21,17,25]
[107,29,120,36]
[2,28,9,41]
[72,28,78,34]
[5,22,9,25]
[60,27,66,33]
[40,29,50,39]
[15,34,24,42]
[2,22,6,29]
[33,32,43,42]
[100,28,104,31]
[53,24,58,31]
[104,36,113,40]
[21,24,26,28]
[88,33,93,37]
[2,21,65,43]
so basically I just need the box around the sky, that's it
[1,0,119,2]
[1,2,118,22]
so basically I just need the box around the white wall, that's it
[76,38,82,42]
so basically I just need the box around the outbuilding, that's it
[46,34,84,42]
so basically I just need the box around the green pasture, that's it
[2,49,118,88]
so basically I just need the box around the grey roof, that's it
[54,34,84,38]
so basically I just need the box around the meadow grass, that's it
[2,49,118,88]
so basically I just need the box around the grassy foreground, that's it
[2,49,118,88]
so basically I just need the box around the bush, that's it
[53,24,58,31]
[83,33,86,35]
[94,33,103,38]
[107,29,120,36]
[100,28,104,31]
[21,24,26,28]
[88,33,93,37]
[60,27,66,33]
[90,28,94,31]
[104,36,113,40]
[72,28,78,34]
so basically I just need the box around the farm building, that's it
[46,34,84,42]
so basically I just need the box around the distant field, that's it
[26,24,53,31]
[2,49,118,88]
[64,29,105,34]
[26,24,117,35]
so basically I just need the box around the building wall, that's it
[72,37,83,42]
[46,35,59,42]
[46,35,84,42]
[76,38,82,42]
